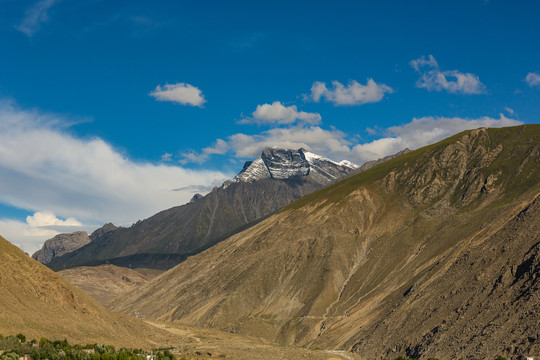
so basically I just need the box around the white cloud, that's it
[226,126,351,159]
[241,101,321,125]
[0,101,229,246]
[0,211,91,255]
[410,54,439,71]
[411,55,486,95]
[16,0,59,37]
[308,79,393,105]
[181,114,522,166]
[26,210,81,228]
[179,139,230,165]
[525,72,540,87]
[180,126,352,164]
[149,83,206,107]
[351,114,521,162]
[504,107,515,115]
[161,152,172,161]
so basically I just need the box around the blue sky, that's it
[0,0,539,252]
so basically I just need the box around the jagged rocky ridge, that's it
[32,231,90,265]
[49,148,358,270]
[32,223,117,265]
[224,148,358,185]
[110,126,540,359]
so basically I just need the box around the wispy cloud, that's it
[240,101,321,125]
[525,72,540,87]
[181,114,521,165]
[16,0,60,37]
[149,83,206,107]
[180,126,351,165]
[504,107,515,115]
[161,152,172,161]
[411,55,486,95]
[307,79,393,105]
[0,100,228,237]
[179,139,230,164]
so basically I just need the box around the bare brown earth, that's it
[111,125,540,359]
[0,236,362,359]
[147,321,362,360]
[58,265,160,306]
[0,236,176,349]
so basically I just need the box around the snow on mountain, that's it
[223,147,358,187]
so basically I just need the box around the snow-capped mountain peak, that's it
[223,147,358,187]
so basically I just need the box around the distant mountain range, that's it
[45,148,360,270]
[110,125,540,359]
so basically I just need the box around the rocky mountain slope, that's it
[110,125,540,359]
[49,148,358,270]
[0,236,173,348]
[32,223,117,265]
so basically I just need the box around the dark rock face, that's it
[33,223,118,265]
[261,148,310,179]
[189,193,203,204]
[89,223,118,241]
[32,231,90,265]
[49,148,359,270]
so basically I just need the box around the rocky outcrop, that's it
[89,223,118,241]
[33,223,118,265]
[32,231,90,265]
[189,193,204,203]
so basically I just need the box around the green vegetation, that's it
[0,335,178,360]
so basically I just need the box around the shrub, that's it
[16,334,26,343]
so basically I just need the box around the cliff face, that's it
[32,231,90,264]
[32,223,118,265]
[49,149,358,270]
[110,126,540,359]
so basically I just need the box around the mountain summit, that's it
[225,147,357,185]
[49,148,358,270]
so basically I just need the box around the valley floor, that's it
[145,321,363,360]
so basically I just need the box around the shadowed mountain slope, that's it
[49,148,357,270]
[110,125,540,359]
[0,236,171,348]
